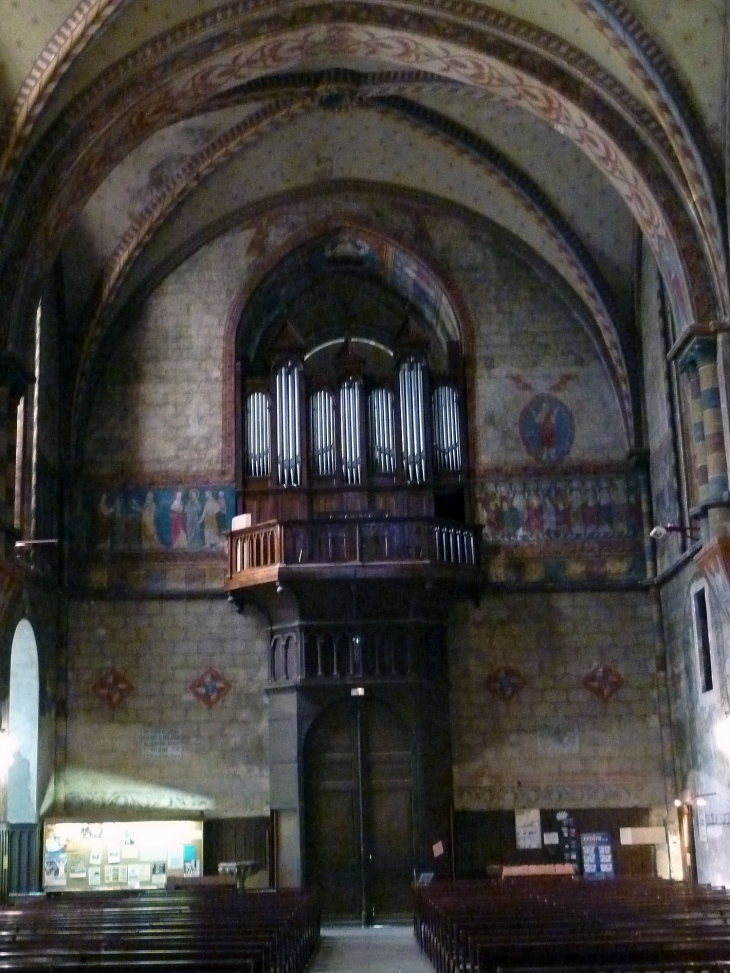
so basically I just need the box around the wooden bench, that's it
[414,877,730,973]
[0,886,320,973]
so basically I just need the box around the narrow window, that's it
[30,301,41,537]
[13,396,25,532]
[694,588,713,692]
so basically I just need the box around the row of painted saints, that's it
[477,476,642,543]
[96,489,230,552]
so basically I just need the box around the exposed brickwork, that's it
[64,598,270,817]
[84,227,255,479]
[449,590,667,811]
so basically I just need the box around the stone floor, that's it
[308,925,433,973]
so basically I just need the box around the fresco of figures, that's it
[92,486,236,553]
[475,472,643,545]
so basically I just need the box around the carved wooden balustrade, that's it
[226,516,480,590]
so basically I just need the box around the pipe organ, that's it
[245,391,271,478]
[241,330,465,522]
[340,378,363,486]
[432,384,462,474]
[275,360,302,488]
[310,389,337,478]
[369,388,396,475]
[399,357,427,485]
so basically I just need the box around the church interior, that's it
[0,0,730,922]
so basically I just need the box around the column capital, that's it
[669,322,730,368]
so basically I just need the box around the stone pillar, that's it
[677,334,730,538]
[678,356,708,503]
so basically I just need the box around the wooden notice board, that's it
[43,820,203,892]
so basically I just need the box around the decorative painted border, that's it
[0,4,716,392]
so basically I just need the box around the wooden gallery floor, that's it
[309,925,432,973]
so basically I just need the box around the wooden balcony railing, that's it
[226,517,480,587]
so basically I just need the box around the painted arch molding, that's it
[0,0,727,455]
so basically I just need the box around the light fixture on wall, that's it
[14,538,58,549]
[649,524,700,541]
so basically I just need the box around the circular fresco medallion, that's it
[519,393,575,464]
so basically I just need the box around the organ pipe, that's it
[340,378,362,485]
[245,391,271,477]
[276,361,302,487]
[311,390,336,477]
[399,358,426,483]
[369,388,395,474]
[433,385,462,473]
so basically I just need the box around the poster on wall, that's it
[580,832,614,879]
[43,820,203,892]
[515,809,542,850]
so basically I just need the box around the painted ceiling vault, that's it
[0,0,728,455]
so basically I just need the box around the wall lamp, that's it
[649,524,700,541]
[14,539,58,548]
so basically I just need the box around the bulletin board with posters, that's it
[43,820,204,892]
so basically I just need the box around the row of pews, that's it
[414,877,730,973]
[0,886,320,971]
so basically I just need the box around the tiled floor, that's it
[308,924,433,973]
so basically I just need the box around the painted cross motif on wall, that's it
[92,669,134,708]
[582,663,624,702]
[190,667,232,708]
[485,665,527,701]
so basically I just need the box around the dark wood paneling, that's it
[454,807,654,878]
[203,817,270,883]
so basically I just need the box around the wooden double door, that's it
[304,697,414,922]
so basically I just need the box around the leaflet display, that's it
[43,819,203,892]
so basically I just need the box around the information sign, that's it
[580,831,614,879]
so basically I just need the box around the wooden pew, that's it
[0,886,320,973]
[414,877,730,973]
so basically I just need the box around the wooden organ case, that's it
[227,307,480,923]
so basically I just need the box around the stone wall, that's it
[662,559,730,884]
[449,590,669,816]
[639,242,684,572]
[62,598,269,818]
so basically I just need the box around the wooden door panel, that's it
[305,698,415,920]
[308,788,360,918]
[369,786,413,919]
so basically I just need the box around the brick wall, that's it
[63,598,270,817]
[449,590,668,813]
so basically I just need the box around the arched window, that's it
[7,619,39,823]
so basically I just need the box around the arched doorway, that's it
[304,696,414,923]
[7,619,39,824]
